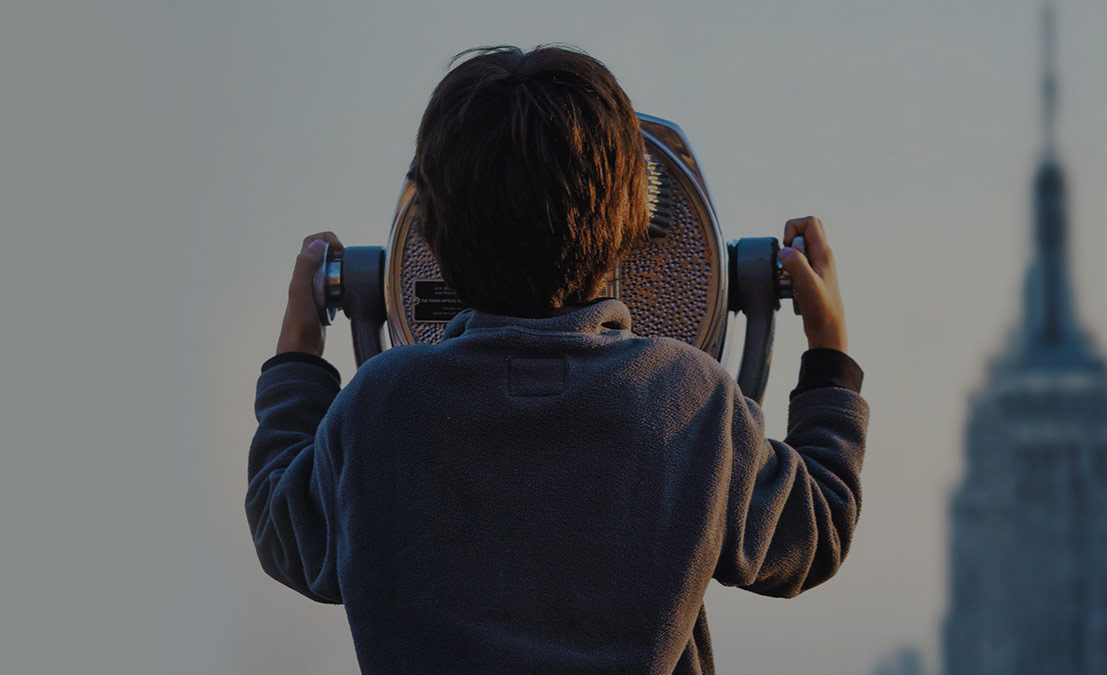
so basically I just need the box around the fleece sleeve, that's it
[789,348,864,400]
[713,372,869,598]
[245,358,345,604]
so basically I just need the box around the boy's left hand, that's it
[276,231,345,357]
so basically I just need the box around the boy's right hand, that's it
[777,216,848,354]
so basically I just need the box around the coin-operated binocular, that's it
[312,114,802,403]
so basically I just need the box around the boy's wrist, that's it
[804,324,847,353]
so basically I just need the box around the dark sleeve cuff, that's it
[261,351,341,385]
[790,348,863,400]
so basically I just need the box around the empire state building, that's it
[943,3,1107,674]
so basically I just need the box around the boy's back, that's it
[249,44,868,673]
[248,297,867,673]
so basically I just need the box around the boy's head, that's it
[411,45,649,317]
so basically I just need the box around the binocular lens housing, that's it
[311,114,802,403]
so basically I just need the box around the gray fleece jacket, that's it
[247,297,869,674]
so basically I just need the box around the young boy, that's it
[247,45,867,673]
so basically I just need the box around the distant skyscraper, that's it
[943,3,1107,674]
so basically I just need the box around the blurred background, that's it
[2,1,1105,673]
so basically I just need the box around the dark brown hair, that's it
[411,44,649,317]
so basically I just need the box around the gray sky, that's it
[3,1,1106,673]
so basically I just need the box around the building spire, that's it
[1022,0,1074,353]
[1007,1,1103,371]
[1041,0,1059,156]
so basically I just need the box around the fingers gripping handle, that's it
[776,235,805,315]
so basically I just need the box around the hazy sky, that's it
[3,1,1106,673]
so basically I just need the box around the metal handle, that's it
[729,238,778,403]
[727,235,805,404]
[311,245,388,367]
[311,242,342,326]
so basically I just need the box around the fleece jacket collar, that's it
[441,297,632,340]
